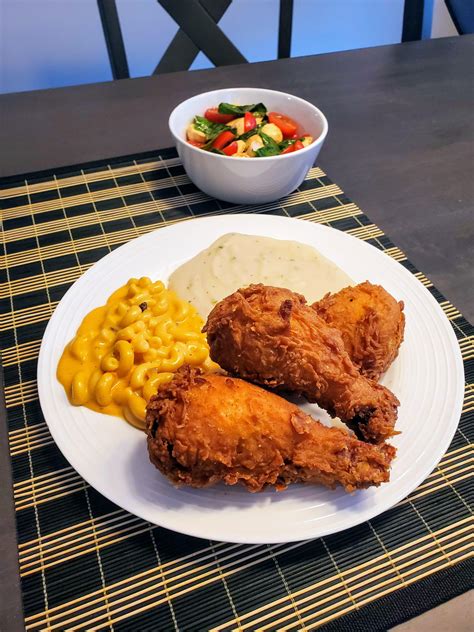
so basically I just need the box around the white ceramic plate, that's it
[38,215,464,544]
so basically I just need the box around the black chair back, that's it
[445,0,474,34]
[97,0,294,80]
[99,0,446,81]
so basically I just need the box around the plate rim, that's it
[37,214,465,543]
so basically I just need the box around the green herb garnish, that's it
[255,131,281,157]
[279,139,295,151]
[217,102,267,117]
[239,123,265,142]
[193,115,229,140]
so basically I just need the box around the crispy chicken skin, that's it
[204,285,399,444]
[313,282,405,381]
[146,366,395,492]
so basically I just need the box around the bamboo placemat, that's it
[0,148,472,631]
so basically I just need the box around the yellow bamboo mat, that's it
[1,148,472,631]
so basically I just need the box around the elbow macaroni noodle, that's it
[57,277,217,430]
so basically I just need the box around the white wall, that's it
[0,0,409,95]
[430,0,458,37]
[291,0,403,58]
[0,0,113,93]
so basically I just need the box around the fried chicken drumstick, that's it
[204,285,399,444]
[313,282,405,381]
[146,366,395,492]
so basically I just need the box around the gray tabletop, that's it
[1,35,473,631]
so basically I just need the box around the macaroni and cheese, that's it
[57,277,217,429]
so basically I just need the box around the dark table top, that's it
[1,35,473,631]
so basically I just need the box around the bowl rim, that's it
[168,87,328,162]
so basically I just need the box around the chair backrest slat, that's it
[278,0,294,59]
[158,0,247,67]
[445,0,474,34]
[97,0,130,80]
[154,0,232,74]
[402,0,425,42]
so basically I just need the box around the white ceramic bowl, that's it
[168,87,328,204]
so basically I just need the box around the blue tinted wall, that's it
[1,0,406,94]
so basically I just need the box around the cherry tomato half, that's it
[187,139,205,148]
[293,140,305,151]
[244,111,257,133]
[211,130,235,150]
[222,141,239,156]
[268,112,298,139]
[280,143,295,155]
[204,107,235,124]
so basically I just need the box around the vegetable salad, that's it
[186,102,314,157]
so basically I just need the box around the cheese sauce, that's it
[168,233,353,318]
[57,277,216,430]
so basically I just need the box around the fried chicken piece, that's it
[313,282,405,381]
[146,366,395,492]
[204,285,399,443]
